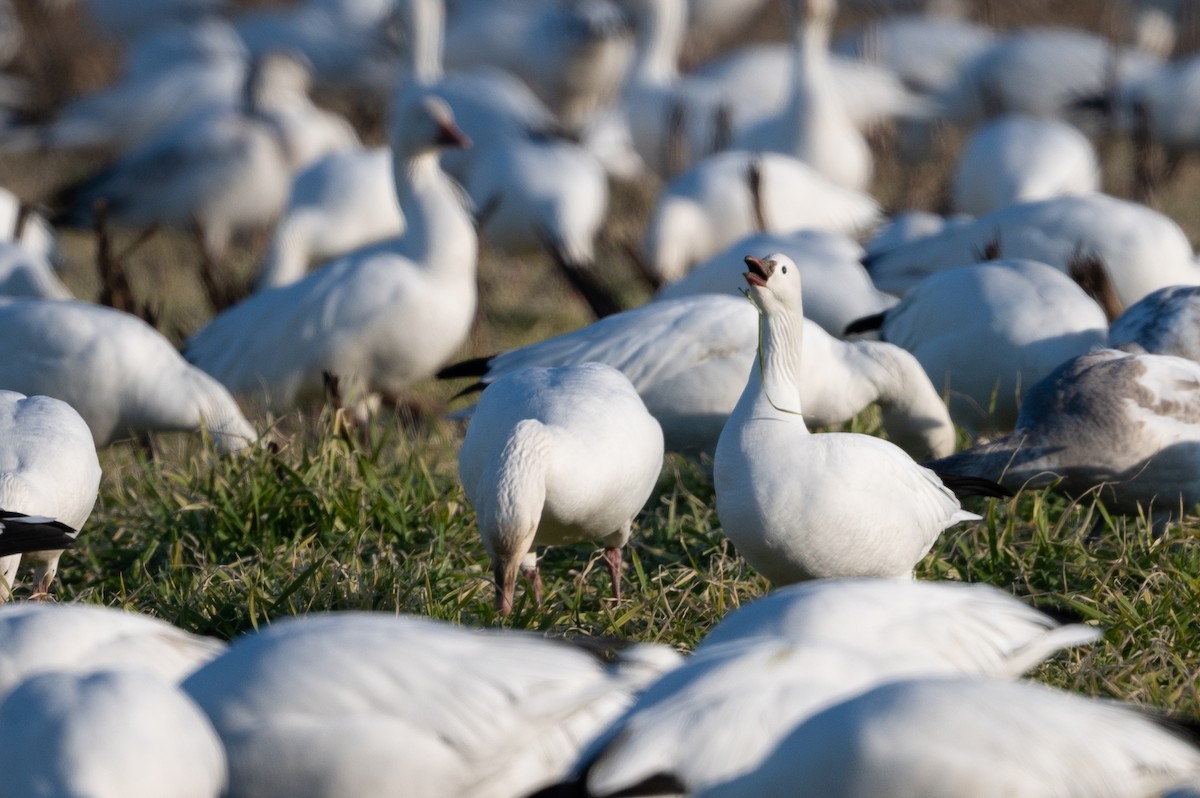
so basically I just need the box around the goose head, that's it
[392,94,471,159]
[744,252,803,315]
[245,50,313,112]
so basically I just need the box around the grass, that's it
[1,0,1199,724]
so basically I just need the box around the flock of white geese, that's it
[2,0,1200,795]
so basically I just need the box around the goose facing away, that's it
[545,580,1099,798]
[0,299,256,452]
[0,392,100,600]
[458,363,664,615]
[851,258,1109,434]
[440,293,955,462]
[713,253,1003,584]
[926,347,1200,527]
[182,612,682,798]
[1108,284,1200,361]
[185,92,477,418]
[0,669,228,798]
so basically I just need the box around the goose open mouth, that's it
[437,121,471,149]
[744,255,770,288]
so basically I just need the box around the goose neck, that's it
[405,0,445,84]
[737,301,806,422]
[631,0,685,84]
[393,151,476,270]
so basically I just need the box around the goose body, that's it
[2,18,246,154]
[0,392,99,600]
[654,229,895,336]
[559,580,1099,797]
[0,603,226,696]
[186,92,477,417]
[0,299,256,451]
[951,114,1100,216]
[863,194,1200,308]
[444,293,954,461]
[703,677,1200,798]
[444,0,633,132]
[927,348,1200,522]
[858,258,1109,432]
[0,669,227,798]
[182,612,681,798]
[458,363,663,613]
[642,150,881,285]
[729,0,873,191]
[714,253,987,584]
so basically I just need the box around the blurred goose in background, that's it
[703,677,1200,798]
[545,580,1100,798]
[50,50,352,304]
[0,603,225,696]
[926,347,1200,529]
[613,0,727,177]
[441,292,955,462]
[0,669,228,798]
[182,613,682,798]
[935,26,1164,127]
[444,0,634,133]
[713,253,1005,585]
[185,92,476,420]
[0,392,99,601]
[950,115,1100,216]
[458,363,663,614]
[641,150,881,286]
[235,0,401,92]
[654,229,895,336]
[255,146,402,290]
[1108,284,1200,360]
[833,11,995,98]
[0,299,257,452]
[863,194,1200,307]
[730,0,873,191]
[1,18,247,155]
[847,258,1108,433]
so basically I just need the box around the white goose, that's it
[182,612,682,798]
[848,258,1109,433]
[950,114,1100,216]
[863,194,1200,308]
[0,392,99,600]
[0,603,226,696]
[713,253,1003,585]
[0,299,257,451]
[458,363,664,615]
[444,0,633,133]
[729,0,873,191]
[926,347,1200,528]
[441,293,955,462]
[641,150,881,286]
[0,242,71,299]
[0,669,228,798]
[702,677,1200,798]
[185,91,477,419]
[551,580,1100,798]
[51,51,307,274]
[654,229,895,337]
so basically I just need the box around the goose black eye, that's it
[781,265,788,274]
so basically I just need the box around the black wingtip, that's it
[843,311,886,336]
[436,355,495,381]
[524,773,688,798]
[0,511,78,557]
[932,472,1014,500]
